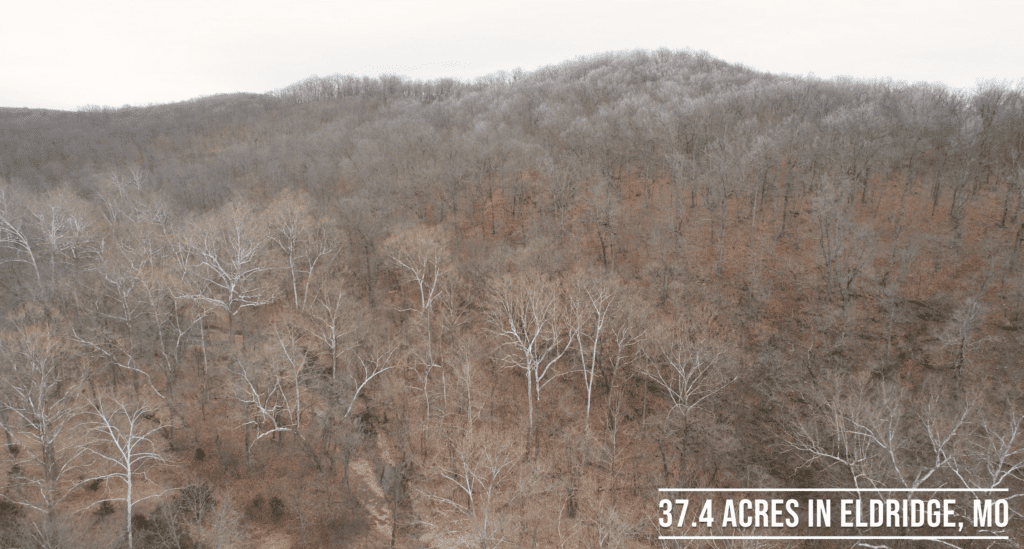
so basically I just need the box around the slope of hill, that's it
[0,49,1023,548]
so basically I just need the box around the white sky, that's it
[2,0,1022,111]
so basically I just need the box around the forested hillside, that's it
[1,48,1023,548]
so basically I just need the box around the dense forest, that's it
[1,48,1023,548]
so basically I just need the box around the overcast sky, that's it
[2,0,1022,111]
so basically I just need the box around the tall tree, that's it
[183,202,277,329]
[85,398,171,549]
[565,270,619,428]
[385,225,452,423]
[487,271,573,445]
[0,325,87,549]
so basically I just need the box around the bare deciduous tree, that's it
[266,189,339,310]
[948,402,1024,538]
[385,225,452,423]
[0,325,87,549]
[85,397,172,549]
[939,297,990,383]
[487,271,574,442]
[814,176,874,301]
[343,336,396,419]
[565,271,619,428]
[184,203,277,328]
[232,338,303,458]
[787,372,971,492]
[425,428,526,549]
[0,183,41,286]
[306,279,362,381]
[641,308,735,423]
[30,188,98,284]
[157,481,216,549]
